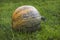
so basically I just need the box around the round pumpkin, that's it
[12,5,42,32]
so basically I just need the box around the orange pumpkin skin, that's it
[12,5,41,32]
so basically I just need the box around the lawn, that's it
[0,0,60,40]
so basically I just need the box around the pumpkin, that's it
[12,5,43,32]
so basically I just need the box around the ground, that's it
[0,0,60,40]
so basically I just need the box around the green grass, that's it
[0,0,60,40]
